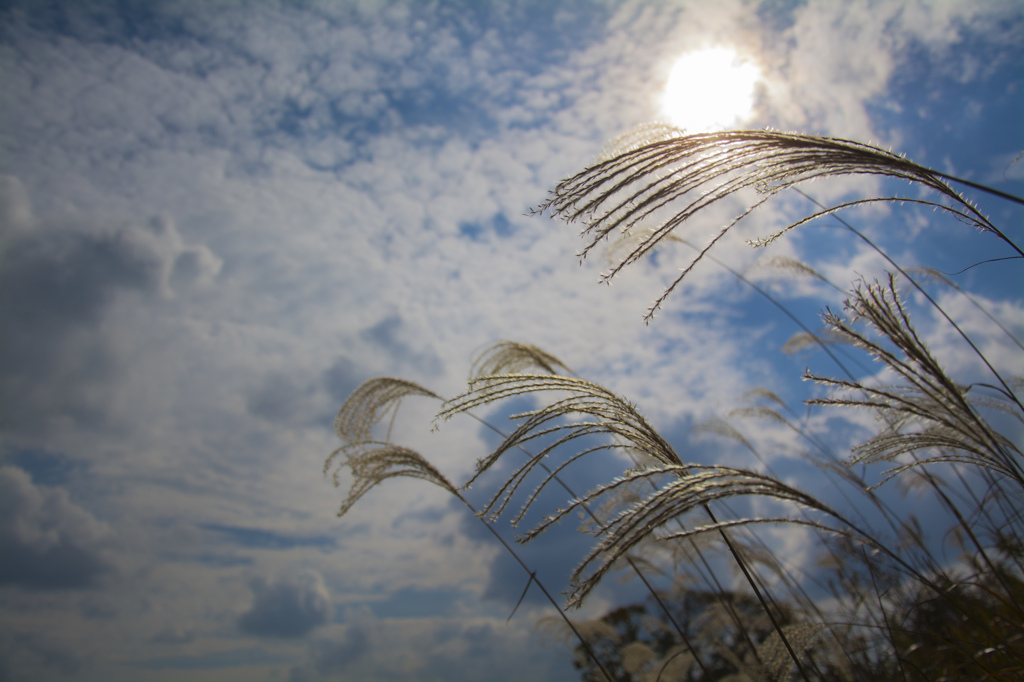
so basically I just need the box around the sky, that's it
[1,1,1022,680]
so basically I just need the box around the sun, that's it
[661,47,761,132]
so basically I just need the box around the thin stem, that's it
[460,496,616,682]
[704,503,815,682]
[864,546,909,682]
[932,170,1024,206]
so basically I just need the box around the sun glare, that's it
[661,47,761,132]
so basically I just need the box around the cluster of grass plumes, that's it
[327,130,1024,681]
[327,373,619,681]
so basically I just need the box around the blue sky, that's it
[1,1,1022,680]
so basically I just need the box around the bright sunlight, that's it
[661,47,761,132]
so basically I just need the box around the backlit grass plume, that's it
[332,377,441,442]
[522,463,862,608]
[326,378,454,516]
[807,274,1024,490]
[469,340,574,379]
[438,373,680,525]
[536,128,1023,320]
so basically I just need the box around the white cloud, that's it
[754,0,1022,143]
[0,466,112,589]
[0,195,221,438]
[915,288,1024,385]
[238,570,334,638]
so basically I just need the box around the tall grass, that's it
[327,127,1023,681]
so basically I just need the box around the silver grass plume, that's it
[806,274,1024,489]
[469,340,573,379]
[536,128,1021,320]
[438,373,680,524]
[523,464,857,608]
[326,378,456,516]
[327,442,459,518]
[333,377,441,443]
